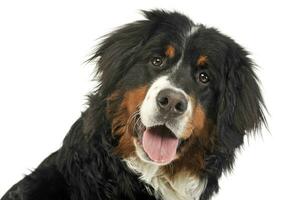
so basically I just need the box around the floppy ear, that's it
[88,18,157,97]
[217,44,266,151]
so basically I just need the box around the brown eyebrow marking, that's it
[197,55,208,66]
[165,45,175,58]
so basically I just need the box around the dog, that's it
[1,10,266,200]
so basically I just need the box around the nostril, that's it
[158,96,169,107]
[175,100,187,113]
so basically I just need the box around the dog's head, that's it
[90,10,266,172]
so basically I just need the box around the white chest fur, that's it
[125,156,207,200]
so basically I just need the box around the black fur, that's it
[1,10,266,200]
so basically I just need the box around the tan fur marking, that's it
[182,98,206,139]
[191,105,206,134]
[165,45,176,58]
[197,55,208,66]
[125,86,148,114]
[108,86,148,158]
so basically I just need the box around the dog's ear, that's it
[217,41,266,151]
[89,18,156,96]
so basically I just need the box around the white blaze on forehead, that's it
[173,25,199,72]
[173,53,184,72]
[189,25,200,36]
[140,76,192,138]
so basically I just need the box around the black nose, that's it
[156,89,188,117]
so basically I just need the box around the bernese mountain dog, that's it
[1,10,266,200]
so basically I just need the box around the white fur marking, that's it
[140,76,192,138]
[188,26,199,37]
[125,157,207,200]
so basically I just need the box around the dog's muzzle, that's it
[138,76,192,164]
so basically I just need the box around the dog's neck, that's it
[124,156,207,200]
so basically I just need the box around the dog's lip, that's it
[135,122,184,148]
[136,121,172,140]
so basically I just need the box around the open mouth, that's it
[139,125,179,164]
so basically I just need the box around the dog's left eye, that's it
[151,56,164,68]
[196,71,210,84]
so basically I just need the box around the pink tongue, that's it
[142,126,178,164]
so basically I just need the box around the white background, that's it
[0,0,300,199]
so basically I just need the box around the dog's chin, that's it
[133,123,181,166]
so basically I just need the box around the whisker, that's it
[126,110,141,134]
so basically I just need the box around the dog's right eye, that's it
[150,56,164,68]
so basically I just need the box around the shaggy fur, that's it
[1,10,266,200]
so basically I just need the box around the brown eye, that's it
[151,56,164,67]
[197,71,210,84]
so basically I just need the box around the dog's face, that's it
[131,35,218,165]
[95,11,265,173]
